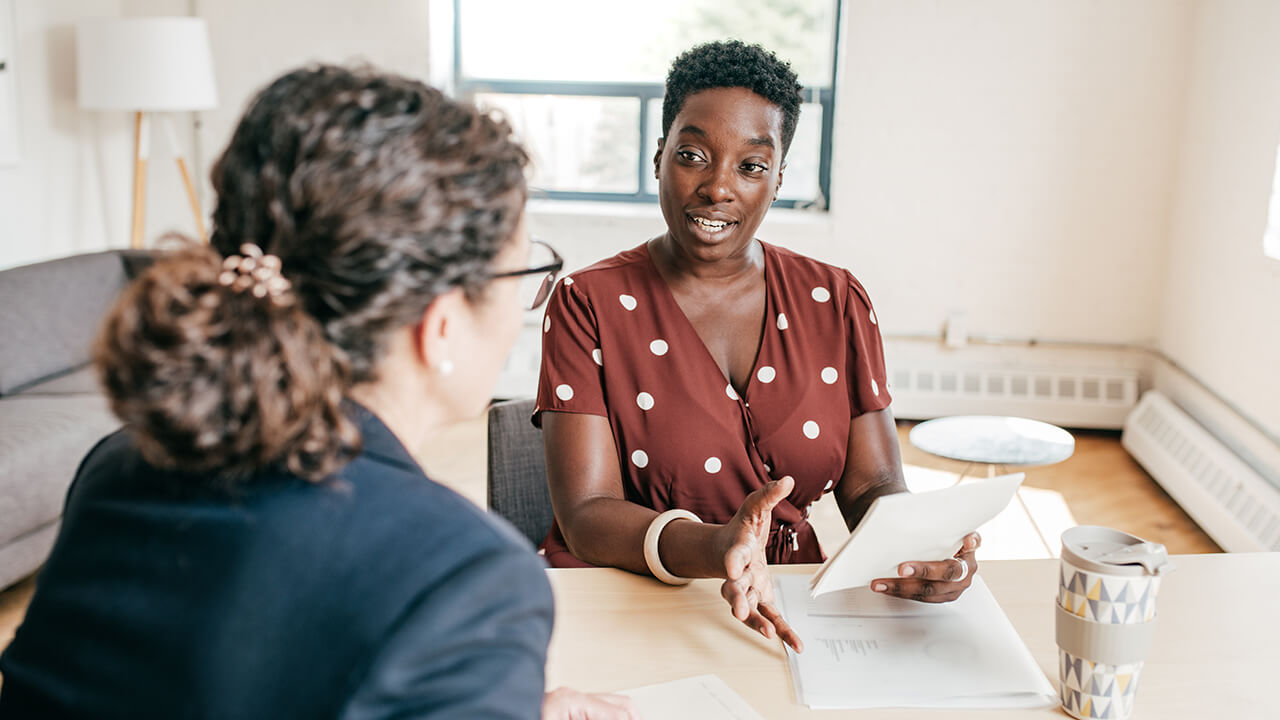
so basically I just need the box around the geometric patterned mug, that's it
[1055,526,1175,720]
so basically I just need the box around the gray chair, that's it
[486,398,556,548]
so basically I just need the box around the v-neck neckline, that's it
[639,240,774,403]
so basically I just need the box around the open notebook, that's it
[809,473,1024,597]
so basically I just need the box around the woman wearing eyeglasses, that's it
[0,66,633,719]
[536,41,981,651]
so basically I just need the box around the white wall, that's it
[121,0,434,247]
[0,0,132,270]
[193,0,431,196]
[1157,0,1280,440]
[0,0,204,270]
[830,0,1193,344]
[0,0,435,271]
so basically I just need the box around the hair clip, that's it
[218,243,293,305]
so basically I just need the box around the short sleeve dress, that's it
[534,241,891,567]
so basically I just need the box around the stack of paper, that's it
[775,574,1057,709]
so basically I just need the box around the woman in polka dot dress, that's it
[535,41,981,651]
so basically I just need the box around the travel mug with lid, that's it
[1055,526,1175,720]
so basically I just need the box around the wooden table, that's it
[545,554,1279,718]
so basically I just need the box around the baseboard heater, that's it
[1122,390,1280,552]
[889,366,1139,430]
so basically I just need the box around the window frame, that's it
[450,0,841,210]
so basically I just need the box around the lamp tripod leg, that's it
[176,156,206,243]
[162,114,207,243]
[130,111,149,249]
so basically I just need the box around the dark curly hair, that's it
[95,65,529,482]
[661,40,804,156]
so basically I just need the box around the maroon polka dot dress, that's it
[534,241,891,567]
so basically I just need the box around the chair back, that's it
[486,398,555,547]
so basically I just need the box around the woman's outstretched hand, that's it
[715,476,804,652]
[871,532,982,603]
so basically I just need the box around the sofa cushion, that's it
[19,366,101,395]
[0,394,121,546]
[0,252,130,395]
[0,521,59,591]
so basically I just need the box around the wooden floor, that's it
[892,423,1220,556]
[0,418,1219,660]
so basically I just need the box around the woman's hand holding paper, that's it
[871,532,982,603]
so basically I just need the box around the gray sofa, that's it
[0,250,151,590]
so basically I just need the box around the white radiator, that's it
[889,365,1139,429]
[1121,390,1280,552]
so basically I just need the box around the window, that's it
[1266,142,1280,260]
[449,0,841,209]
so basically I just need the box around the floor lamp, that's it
[76,18,217,249]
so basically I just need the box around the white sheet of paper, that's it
[776,574,1057,710]
[809,473,1024,596]
[618,674,766,720]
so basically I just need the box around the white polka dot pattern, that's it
[534,247,892,553]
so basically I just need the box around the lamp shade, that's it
[77,18,217,111]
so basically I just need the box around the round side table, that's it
[909,415,1075,480]
[909,416,1076,557]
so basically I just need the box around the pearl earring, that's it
[438,358,454,376]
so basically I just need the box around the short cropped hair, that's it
[661,40,804,156]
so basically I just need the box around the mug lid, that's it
[1060,525,1175,576]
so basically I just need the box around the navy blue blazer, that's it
[0,406,553,718]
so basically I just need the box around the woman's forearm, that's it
[560,496,726,579]
[558,496,652,573]
[835,472,906,531]
[837,409,910,531]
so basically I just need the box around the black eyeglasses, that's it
[493,238,564,311]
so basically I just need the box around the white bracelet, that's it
[643,509,701,585]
